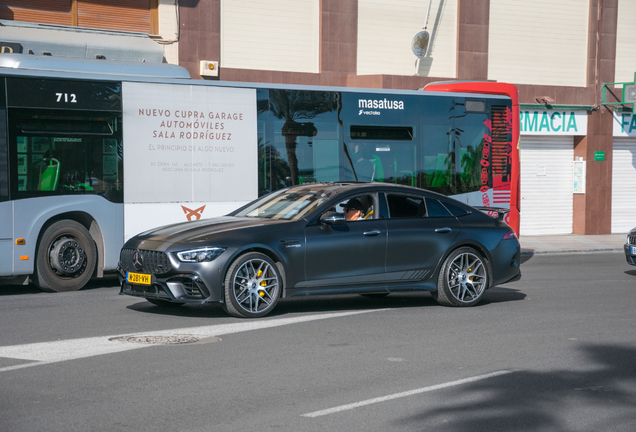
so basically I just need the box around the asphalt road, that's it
[0,252,635,432]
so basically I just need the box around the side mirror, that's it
[320,212,346,226]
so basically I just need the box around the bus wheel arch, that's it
[33,216,99,292]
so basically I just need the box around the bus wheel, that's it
[35,220,97,292]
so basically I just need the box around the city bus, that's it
[0,54,519,292]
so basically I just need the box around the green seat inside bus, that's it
[39,158,60,191]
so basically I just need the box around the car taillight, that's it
[502,230,517,240]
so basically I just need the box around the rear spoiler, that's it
[475,207,510,222]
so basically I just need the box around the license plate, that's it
[631,246,636,255]
[127,272,151,285]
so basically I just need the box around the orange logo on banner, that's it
[181,205,206,221]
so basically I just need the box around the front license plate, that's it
[631,246,636,255]
[127,272,151,285]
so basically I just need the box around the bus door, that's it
[0,80,10,276]
[0,203,11,277]
[340,92,418,185]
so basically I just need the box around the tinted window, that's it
[0,78,7,202]
[425,198,452,217]
[258,89,339,195]
[419,96,492,195]
[387,194,426,218]
[441,200,470,216]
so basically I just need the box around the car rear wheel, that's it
[34,220,97,292]
[433,247,488,307]
[223,252,281,318]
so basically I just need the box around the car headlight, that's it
[176,247,226,263]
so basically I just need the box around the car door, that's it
[301,193,387,292]
[383,192,461,287]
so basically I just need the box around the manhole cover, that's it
[110,335,200,345]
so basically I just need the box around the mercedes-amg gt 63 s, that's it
[118,183,521,318]
[625,227,636,266]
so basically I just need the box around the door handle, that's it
[363,230,381,236]
[435,227,452,233]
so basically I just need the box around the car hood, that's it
[124,216,293,251]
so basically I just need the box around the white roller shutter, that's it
[612,138,636,233]
[520,136,573,235]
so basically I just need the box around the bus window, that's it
[0,79,7,202]
[419,96,455,195]
[259,89,339,194]
[418,96,492,196]
[9,110,123,203]
[453,98,491,194]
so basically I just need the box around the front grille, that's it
[628,235,636,245]
[120,248,172,274]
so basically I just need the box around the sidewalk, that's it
[520,233,627,255]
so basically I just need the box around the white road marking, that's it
[301,370,516,418]
[0,310,379,373]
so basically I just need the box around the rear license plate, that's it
[631,246,636,255]
[127,272,151,285]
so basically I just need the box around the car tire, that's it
[34,220,97,292]
[433,247,489,307]
[147,298,184,308]
[223,252,281,318]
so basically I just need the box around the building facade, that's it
[1,0,635,235]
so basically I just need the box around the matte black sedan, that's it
[625,227,636,265]
[118,183,521,318]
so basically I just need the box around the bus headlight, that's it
[176,247,226,263]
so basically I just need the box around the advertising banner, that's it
[122,82,257,239]
[122,82,257,203]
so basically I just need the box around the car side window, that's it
[333,194,375,221]
[441,200,470,216]
[425,197,453,217]
[386,194,426,218]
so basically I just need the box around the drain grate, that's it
[110,335,200,345]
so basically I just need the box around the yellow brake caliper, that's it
[257,270,266,296]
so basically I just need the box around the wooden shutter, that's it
[77,0,151,33]
[0,0,72,26]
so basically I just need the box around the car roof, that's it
[284,182,450,199]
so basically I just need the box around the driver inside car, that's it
[343,198,365,221]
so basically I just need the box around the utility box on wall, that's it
[200,60,219,77]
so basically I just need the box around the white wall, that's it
[489,0,589,87]
[357,0,457,77]
[157,0,179,64]
[615,0,636,83]
[221,0,319,73]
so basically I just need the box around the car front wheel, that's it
[223,252,281,318]
[433,247,489,307]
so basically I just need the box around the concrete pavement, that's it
[520,233,627,255]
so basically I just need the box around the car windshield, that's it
[234,187,340,220]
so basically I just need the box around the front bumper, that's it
[117,247,227,303]
[624,243,636,266]
[118,267,223,304]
